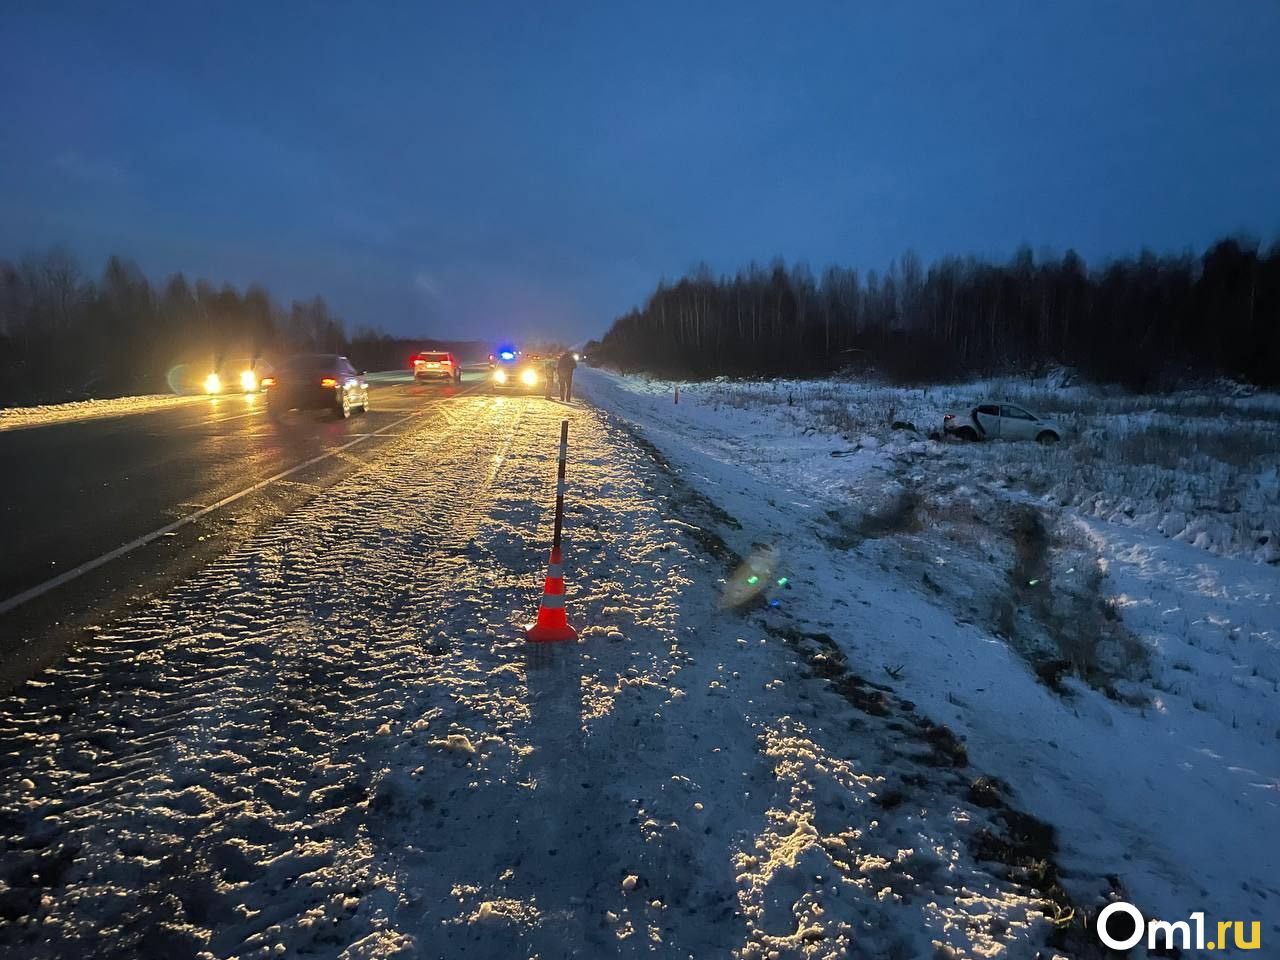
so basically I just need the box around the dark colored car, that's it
[491,353,552,392]
[412,351,462,383]
[263,354,369,419]
[205,357,274,394]
[170,356,273,395]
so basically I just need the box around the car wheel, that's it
[1037,431,1060,444]
[339,393,352,419]
[956,426,978,441]
[360,392,369,414]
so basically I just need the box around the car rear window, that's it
[281,355,338,373]
[420,353,449,362]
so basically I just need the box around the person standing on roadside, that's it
[556,350,577,402]
[542,356,556,398]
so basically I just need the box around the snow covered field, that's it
[0,394,1076,958]
[658,374,1280,564]
[579,368,1280,947]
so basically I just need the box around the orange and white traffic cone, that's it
[527,419,578,643]
[527,544,576,643]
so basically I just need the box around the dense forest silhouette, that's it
[0,251,476,404]
[591,238,1280,389]
[7,239,1279,404]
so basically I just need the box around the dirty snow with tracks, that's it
[0,393,1079,958]
[0,393,204,432]
[579,368,1280,951]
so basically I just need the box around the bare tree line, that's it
[592,238,1280,388]
[0,250,405,404]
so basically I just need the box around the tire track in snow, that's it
[0,400,539,957]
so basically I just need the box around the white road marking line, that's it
[0,409,424,617]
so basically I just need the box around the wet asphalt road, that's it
[0,371,492,686]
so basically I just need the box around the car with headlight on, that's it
[200,357,273,394]
[263,354,369,419]
[193,358,273,394]
[490,352,550,392]
[412,351,462,383]
[943,401,1065,443]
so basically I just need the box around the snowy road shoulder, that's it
[0,392,205,431]
[579,366,1280,943]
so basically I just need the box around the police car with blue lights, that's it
[489,346,551,393]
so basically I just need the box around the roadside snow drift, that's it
[579,368,1280,947]
[0,393,205,432]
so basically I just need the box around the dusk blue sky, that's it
[3,2,1278,343]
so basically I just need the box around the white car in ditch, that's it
[943,401,1065,443]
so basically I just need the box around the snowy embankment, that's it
[0,394,1064,958]
[580,367,1280,939]
[646,374,1280,564]
[0,392,202,431]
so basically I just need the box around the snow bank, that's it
[0,392,201,430]
[582,366,1280,937]
[605,371,1280,564]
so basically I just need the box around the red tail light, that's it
[320,377,338,388]
[260,376,276,388]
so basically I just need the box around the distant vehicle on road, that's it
[412,351,462,383]
[943,402,1064,443]
[491,350,550,392]
[264,354,369,419]
[203,358,271,394]
[187,357,273,395]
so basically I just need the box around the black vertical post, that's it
[552,419,568,552]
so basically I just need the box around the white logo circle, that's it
[1097,901,1145,950]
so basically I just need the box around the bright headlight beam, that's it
[493,369,508,384]
[239,370,257,392]
[520,368,538,386]
[204,373,222,394]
